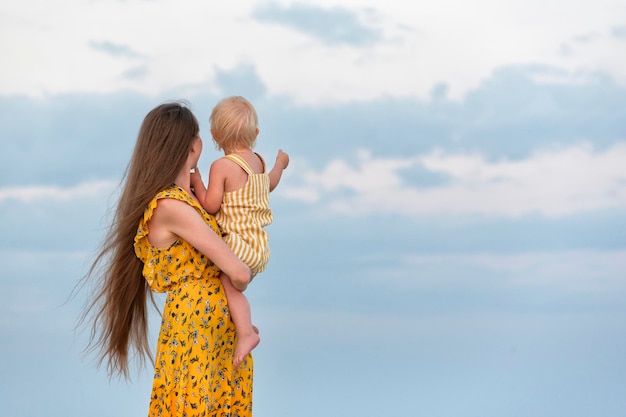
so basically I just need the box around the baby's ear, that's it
[255,127,260,136]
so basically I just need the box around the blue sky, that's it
[1,1,625,416]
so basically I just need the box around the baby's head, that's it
[210,96,259,151]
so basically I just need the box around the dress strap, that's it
[256,152,267,172]
[224,153,266,175]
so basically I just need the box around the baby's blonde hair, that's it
[210,96,258,151]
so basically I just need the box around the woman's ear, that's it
[191,136,202,155]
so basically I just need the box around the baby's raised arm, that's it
[269,149,289,192]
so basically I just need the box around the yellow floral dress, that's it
[134,185,253,417]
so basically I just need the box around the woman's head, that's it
[131,102,200,189]
[209,96,259,151]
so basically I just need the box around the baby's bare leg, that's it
[220,271,260,368]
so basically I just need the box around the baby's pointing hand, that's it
[276,149,289,170]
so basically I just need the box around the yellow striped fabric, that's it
[216,153,273,275]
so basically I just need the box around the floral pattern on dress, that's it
[134,185,253,417]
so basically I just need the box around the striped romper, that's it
[216,153,273,275]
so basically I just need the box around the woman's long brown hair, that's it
[81,102,199,379]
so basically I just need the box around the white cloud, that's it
[283,142,626,218]
[0,0,624,104]
[397,249,626,294]
[0,180,116,203]
[3,143,623,218]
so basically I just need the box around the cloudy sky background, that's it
[1,0,625,416]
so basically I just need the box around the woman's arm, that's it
[150,197,251,291]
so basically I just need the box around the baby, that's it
[191,96,289,368]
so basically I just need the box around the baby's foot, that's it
[233,330,260,369]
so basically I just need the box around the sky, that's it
[1,0,626,416]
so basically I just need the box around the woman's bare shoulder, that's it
[147,197,199,247]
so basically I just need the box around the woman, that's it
[83,102,254,416]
